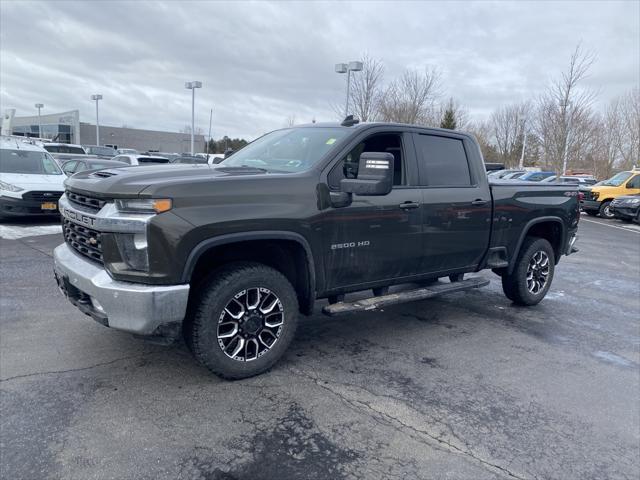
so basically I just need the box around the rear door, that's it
[412,132,491,273]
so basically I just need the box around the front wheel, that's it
[599,201,614,219]
[185,262,299,379]
[501,237,555,306]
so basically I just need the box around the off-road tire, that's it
[185,262,299,379]
[501,237,555,306]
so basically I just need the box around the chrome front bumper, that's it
[53,243,190,335]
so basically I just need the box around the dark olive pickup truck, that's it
[54,120,580,379]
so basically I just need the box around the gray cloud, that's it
[1,0,638,139]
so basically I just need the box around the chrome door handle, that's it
[399,202,420,210]
[471,199,488,206]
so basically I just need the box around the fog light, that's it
[91,297,105,313]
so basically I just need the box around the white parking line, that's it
[580,218,640,233]
[0,224,62,240]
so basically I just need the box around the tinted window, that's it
[138,156,169,164]
[627,175,640,188]
[86,146,116,156]
[43,145,85,154]
[415,134,471,186]
[113,155,131,164]
[0,149,62,175]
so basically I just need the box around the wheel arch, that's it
[182,231,316,315]
[508,217,565,274]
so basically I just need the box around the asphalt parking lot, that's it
[1,215,639,480]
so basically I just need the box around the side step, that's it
[322,277,490,316]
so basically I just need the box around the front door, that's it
[320,131,423,289]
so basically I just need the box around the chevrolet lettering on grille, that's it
[61,205,97,227]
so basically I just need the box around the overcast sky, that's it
[1,0,638,140]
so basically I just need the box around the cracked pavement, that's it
[1,216,639,479]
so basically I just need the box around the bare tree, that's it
[535,43,598,173]
[349,54,384,122]
[379,67,441,125]
[490,102,531,168]
[284,115,297,127]
[614,87,640,169]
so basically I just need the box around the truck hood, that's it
[64,163,271,197]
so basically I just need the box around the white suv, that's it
[0,136,66,219]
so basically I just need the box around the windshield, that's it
[87,146,116,156]
[1,149,62,175]
[221,127,349,172]
[43,145,85,154]
[602,171,632,186]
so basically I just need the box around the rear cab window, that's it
[413,134,472,186]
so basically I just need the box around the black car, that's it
[610,194,640,223]
[61,158,128,176]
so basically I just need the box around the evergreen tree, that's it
[440,106,457,130]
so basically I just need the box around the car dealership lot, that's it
[1,217,638,480]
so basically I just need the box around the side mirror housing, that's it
[340,152,394,196]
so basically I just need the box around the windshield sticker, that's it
[326,138,336,145]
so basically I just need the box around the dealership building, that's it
[1,109,205,153]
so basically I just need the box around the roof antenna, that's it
[341,115,359,127]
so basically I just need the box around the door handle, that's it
[471,199,488,206]
[399,201,420,210]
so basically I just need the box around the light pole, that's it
[335,61,363,117]
[34,103,44,138]
[185,81,202,154]
[208,107,213,154]
[560,101,572,175]
[518,115,527,169]
[91,94,102,145]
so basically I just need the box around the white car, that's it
[0,136,66,219]
[111,153,171,165]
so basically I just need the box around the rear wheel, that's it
[599,201,614,219]
[185,262,299,379]
[501,237,555,306]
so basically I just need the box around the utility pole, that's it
[519,116,527,169]
[335,61,363,117]
[560,101,572,175]
[91,95,102,145]
[35,104,44,138]
[208,108,213,154]
[185,81,202,155]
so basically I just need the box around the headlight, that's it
[0,180,24,192]
[115,233,149,271]
[626,199,640,205]
[115,198,172,214]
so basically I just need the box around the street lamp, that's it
[519,115,527,169]
[335,61,363,117]
[34,103,44,139]
[185,81,202,155]
[91,94,103,145]
[560,101,572,175]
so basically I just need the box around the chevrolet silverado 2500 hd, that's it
[53,121,580,379]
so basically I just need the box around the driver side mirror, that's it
[340,152,394,196]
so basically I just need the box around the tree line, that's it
[330,48,638,178]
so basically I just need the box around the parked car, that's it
[518,171,555,182]
[542,175,598,185]
[83,145,117,158]
[42,143,86,155]
[61,158,128,176]
[111,154,171,165]
[0,136,65,219]
[117,148,139,155]
[487,169,525,180]
[148,152,180,162]
[610,194,640,223]
[484,162,505,173]
[502,171,526,180]
[581,169,640,218]
[54,121,580,379]
[172,155,208,164]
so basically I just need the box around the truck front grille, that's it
[22,191,63,202]
[66,190,107,213]
[63,219,103,264]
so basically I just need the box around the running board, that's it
[322,277,490,316]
